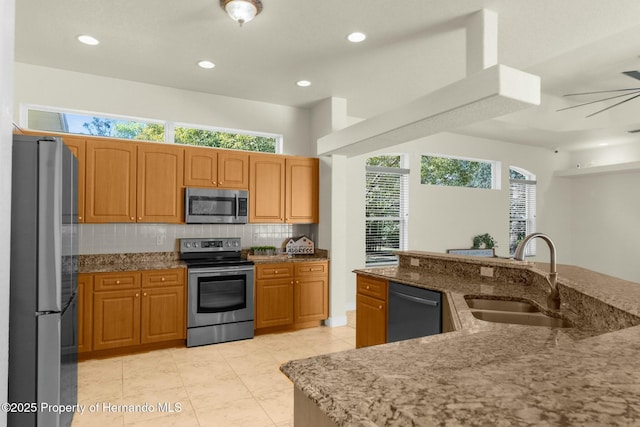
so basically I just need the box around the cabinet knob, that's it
[116,280,120,284]
[378,305,383,310]
[130,217,135,221]
[296,280,299,284]
[138,217,142,220]
[220,181,223,185]
[135,293,139,297]
[291,280,294,285]
[275,270,278,274]
[161,277,165,281]
[78,216,83,220]
[366,285,370,290]
[143,292,147,297]
[212,181,217,185]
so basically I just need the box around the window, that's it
[365,155,409,266]
[174,124,278,153]
[22,106,281,153]
[26,107,165,141]
[509,167,536,256]
[421,155,497,189]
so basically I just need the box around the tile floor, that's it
[72,324,355,427]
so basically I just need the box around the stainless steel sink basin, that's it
[465,298,540,313]
[470,310,573,328]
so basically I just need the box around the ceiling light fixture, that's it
[347,32,367,43]
[220,0,263,27]
[197,60,216,69]
[296,80,311,87]
[77,35,100,46]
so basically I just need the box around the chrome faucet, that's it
[514,233,560,310]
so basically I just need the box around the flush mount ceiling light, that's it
[347,32,367,43]
[197,60,216,69]
[220,0,263,26]
[77,35,100,45]
[296,80,311,87]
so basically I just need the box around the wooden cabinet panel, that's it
[85,139,137,223]
[356,294,387,348]
[218,150,249,189]
[62,136,86,223]
[142,269,184,288]
[93,271,140,292]
[256,278,294,329]
[137,143,184,223]
[294,262,327,277]
[286,157,319,223]
[256,263,294,280]
[141,286,185,343]
[92,289,141,351]
[77,274,93,353]
[249,154,285,223]
[356,275,388,301]
[184,146,218,187]
[294,276,328,323]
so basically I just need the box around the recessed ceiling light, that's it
[197,60,216,69]
[296,80,311,87]
[599,142,609,146]
[347,32,367,43]
[77,35,100,46]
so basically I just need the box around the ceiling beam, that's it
[316,64,540,157]
[466,9,498,75]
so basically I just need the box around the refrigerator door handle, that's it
[38,140,63,312]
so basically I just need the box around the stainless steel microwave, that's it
[185,188,248,224]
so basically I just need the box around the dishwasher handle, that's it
[390,290,439,307]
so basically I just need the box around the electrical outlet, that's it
[480,266,494,277]
[156,234,166,245]
[410,258,420,267]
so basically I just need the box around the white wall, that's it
[13,63,313,156]
[1,0,15,424]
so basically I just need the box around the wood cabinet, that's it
[87,268,186,356]
[356,275,388,348]
[255,261,328,332]
[184,146,249,189]
[86,140,183,223]
[249,154,286,223]
[61,136,86,223]
[286,157,319,223]
[249,154,319,224]
[77,274,93,353]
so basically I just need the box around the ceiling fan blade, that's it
[622,70,640,80]
[586,92,640,117]
[563,87,640,96]
[557,89,640,112]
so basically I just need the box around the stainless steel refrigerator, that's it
[9,135,78,427]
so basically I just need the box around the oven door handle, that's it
[189,265,254,274]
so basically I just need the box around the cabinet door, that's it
[286,157,319,223]
[184,146,218,188]
[85,139,137,223]
[218,150,249,189]
[62,136,86,223]
[141,286,186,343]
[249,154,285,223]
[294,276,328,323]
[137,143,184,223]
[77,274,93,353]
[93,289,141,350]
[356,294,387,349]
[255,278,294,328]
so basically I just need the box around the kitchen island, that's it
[280,251,640,426]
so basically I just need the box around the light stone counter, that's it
[280,251,640,426]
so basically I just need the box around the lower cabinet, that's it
[77,274,93,353]
[80,268,186,357]
[356,275,388,349]
[255,261,329,332]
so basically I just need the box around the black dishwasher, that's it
[388,282,442,342]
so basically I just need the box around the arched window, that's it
[509,167,536,256]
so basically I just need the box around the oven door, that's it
[188,265,254,328]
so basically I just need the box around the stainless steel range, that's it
[179,237,254,347]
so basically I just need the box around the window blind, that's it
[509,178,536,256]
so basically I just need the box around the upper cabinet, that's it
[286,157,319,224]
[61,136,86,223]
[184,146,249,189]
[86,139,183,223]
[249,153,319,224]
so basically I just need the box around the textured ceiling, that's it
[14,0,640,150]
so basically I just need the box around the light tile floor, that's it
[72,324,355,427]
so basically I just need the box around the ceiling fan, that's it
[557,71,640,117]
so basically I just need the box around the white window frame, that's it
[174,121,282,153]
[365,154,409,266]
[420,153,501,190]
[509,166,537,256]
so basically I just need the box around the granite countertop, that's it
[280,251,640,426]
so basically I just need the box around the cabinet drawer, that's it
[93,272,140,291]
[356,275,388,301]
[142,268,185,288]
[256,263,294,279]
[294,261,328,277]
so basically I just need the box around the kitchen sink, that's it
[470,310,573,328]
[465,298,540,313]
[465,296,573,328]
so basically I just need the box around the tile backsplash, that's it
[78,223,315,254]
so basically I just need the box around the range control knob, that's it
[185,242,191,248]
[233,241,239,247]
